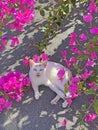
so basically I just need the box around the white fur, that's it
[29,61,72,108]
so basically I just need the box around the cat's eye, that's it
[40,69,44,71]
[33,68,37,71]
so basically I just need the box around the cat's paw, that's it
[62,100,68,108]
[35,94,40,100]
[50,99,57,105]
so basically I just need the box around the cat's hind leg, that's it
[46,80,66,100]
[51,95,60,105]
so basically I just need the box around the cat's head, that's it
[29,59,47,77]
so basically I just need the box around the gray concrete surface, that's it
[0,0,98,130]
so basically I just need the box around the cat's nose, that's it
[36,73,40,77]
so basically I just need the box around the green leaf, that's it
[56,21,61,28]
[76,113,83,119]
[70,0,76,7]
[52,16,57,21]
[0,91,3,96]
[40,9,45,16]
[0,31,2,36]
[64,84,68,93]
[44,5,49,11]
[79,120,85,126]
[80,128,85,130]
[93,99,98,115]
[78,81,84,90]
[81,104,86,111]
[73,64,79,69]
[64,5,69,14]
[84,89,96,95]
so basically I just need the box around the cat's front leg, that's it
[31,83,40,100]
[34,91,40,100]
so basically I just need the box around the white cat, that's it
[29,59,72,108]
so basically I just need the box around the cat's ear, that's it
[29,59,34,68]
[42,61,47,68]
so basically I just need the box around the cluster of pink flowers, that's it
[0,71,30,112]
[60,0,98,125]
[23,53,49,66]
[0,0,35,50]
[85,113,97,122]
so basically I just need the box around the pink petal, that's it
[83,13,93,23]
[79,33,88,41]
[41,53,49,61]
[85,113,97,122]
[61,119,67,126]
[33,55,40,62]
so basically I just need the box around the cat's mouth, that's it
[36,74,40,77]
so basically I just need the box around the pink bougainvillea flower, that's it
[11,37,19,47]
[0,98,6,112]
[71,93,79,99]
[96,42,98,45]
[0,71,30,111]
[72,77,80,83]
[62,50,67,59]
[71,47,78,54]
[23,56,29,67]
[10,21,25,32]
[69,32,77,39]
[89,82,98,90]
[70,56,77,64]
[0,98,12,111]
[61,119,67,126]
[83,50,89,55]
[87,0,97,14]
[33,55,40,62]
[83,13,93,23]
[77,50,82,55]
[68,83,79,95]
[88,44,95,49]
[2,39,8,45]
[89,97,94,103]
[86,59,95,67]
[15,8,34,25]
[65,59,71,68]
[66,98,72,105]
[41,53,49,61]
[69,39,76,46]
[4,101,12,110]
[90,52,97,60]
[85,113,97,122]
[81,69,93,79]
[22,77,30,87]
[79,33,88,41]
[90,27,98,34]
[0,45,5,51]
[57,68,65,81]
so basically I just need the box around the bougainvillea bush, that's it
[0,71,30,112]
[0,0,35,50]
[56,0,98,127]
[0,0,98,129]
